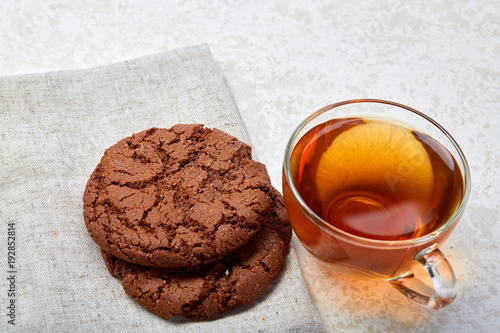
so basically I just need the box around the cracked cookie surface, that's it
[84,124,272,267]
[102,188,292,319]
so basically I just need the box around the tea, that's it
[289,118,464,241]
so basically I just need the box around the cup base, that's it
[309,253,389,280]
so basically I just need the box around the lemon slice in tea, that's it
[315,120,434,206]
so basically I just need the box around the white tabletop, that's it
[2,1,499,332]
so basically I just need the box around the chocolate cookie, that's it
[101,189,292,319]
[84,125,273,267]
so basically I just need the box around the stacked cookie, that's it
[83,124,292,319]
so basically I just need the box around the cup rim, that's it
[283,99,471,247]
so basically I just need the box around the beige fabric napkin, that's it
[0,45,324,332]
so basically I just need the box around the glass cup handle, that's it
[388,244,457,309]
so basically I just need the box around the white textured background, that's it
[1,0,499,332]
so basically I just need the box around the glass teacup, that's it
[282,99,471,309]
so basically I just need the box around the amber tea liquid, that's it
[289,117,464,243]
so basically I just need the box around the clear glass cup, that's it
[282,99,471,309]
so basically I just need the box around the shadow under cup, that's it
[282,99,471,309]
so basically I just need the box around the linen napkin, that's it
[0,45,324,332]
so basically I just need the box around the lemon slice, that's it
[315,120,434,205]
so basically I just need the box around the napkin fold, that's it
[0,45,324,332]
